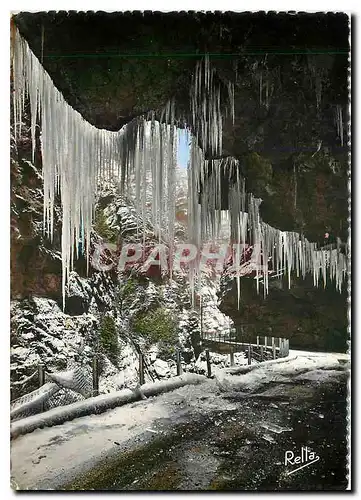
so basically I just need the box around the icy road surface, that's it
[11,351,350,491]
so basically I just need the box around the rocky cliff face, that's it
[218,272,348,353]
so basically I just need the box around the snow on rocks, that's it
[99,343,140,394]
[221,351,349,393]
[152,359,171,378]
[65,272,93,315]
[11,296,98,398]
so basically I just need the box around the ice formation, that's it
[188,146,347,305]
[190,54,235,156]
[336,104,344,147]
[12,28,178,303]
[11,26,347,305]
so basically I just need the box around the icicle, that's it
[259,72,263,106]
[336,105,344,147]
[189,54,233,157]
[316,75,322,110]
[265,79,269,110]
[293,164,297,209]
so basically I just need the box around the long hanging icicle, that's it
[336,104,344,147]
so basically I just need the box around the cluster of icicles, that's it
[187,148,347,306]
[190,54,235,156]
[11,26,347,306]
[12,27,180,304]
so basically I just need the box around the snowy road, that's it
[11,351,350,491]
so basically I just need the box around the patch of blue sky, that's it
[177,128,190,169]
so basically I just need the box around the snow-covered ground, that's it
[11,350,349,490]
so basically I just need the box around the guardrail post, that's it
[176,349,183,376]
[256,336,259,346]
[264,336,267,347]
[38,363,45,388]
[286,339,289,356]
[260,345,264,362]
[248,344,252,365]
[272,343,276,360]
[230,351,235,367]
[139,352,145,386]
[38,363,45,412]
[205,349,212,378]
[92,356,99,397]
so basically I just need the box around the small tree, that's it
[99,315,119,366]
[132,307,178,358]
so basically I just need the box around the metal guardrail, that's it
[11,336,290,422]
[10,349,184,423]
[200,332,290,363]
[10,364,94,422]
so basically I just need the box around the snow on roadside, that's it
[216,351,349,393]
[11,373,206,439]
[11,349,349,491]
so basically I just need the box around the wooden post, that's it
[256,336,259,346]
[138,352,145,386]
[92,356,99,397]
[286,339,289,356]
[248,344,252,365]
[38,364,45,412]
[205,349,212,378]
[176,349,183,376]
[38,363,45,388]
[230,351,235,367]
[264,336,267,347]
[272,343,276,360]
[272,337,275,348]
[260,345,264,362]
